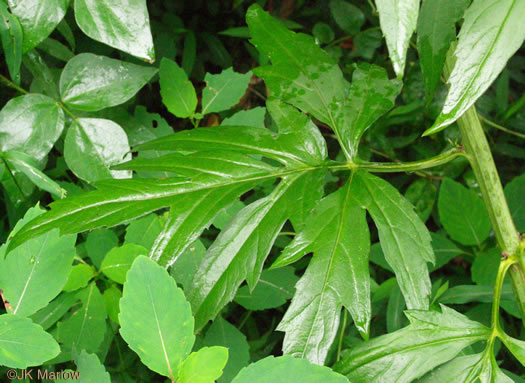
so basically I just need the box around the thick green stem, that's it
[443,57,525,322]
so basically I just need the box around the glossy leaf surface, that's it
[428,0,525,133]
[60,53,157,111]
[351,171,434,310]
[8,0,67,52]
[334,306,491,382]
[375,0,419,78]
[416,0,469,103]
[74,0,155,61]
[0,94,64,162]
[119,256,194,380]
[64,118,131,183]
[275,179,370,364]
[0,3,22,84]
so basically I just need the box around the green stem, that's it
[491,256,515,332]
[0,73,28,95]
[480,116,525,139]
[442,55,525,323]
[336,310,348,362]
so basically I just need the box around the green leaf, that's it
[159,58,197,118]
[64,118,131,183]
[329,0,365,36]
[222,107,266,129]
[100,244,147,284]
[275,179,371,364]
[334,306,491,382]
[234,267,298,311]
[312,23,334,44]
[74,350,111,383]
[500,332,525,366]
[188,173,320,330]
[203,316,250,383]
[246,4,349,158]
[420,352,514,383]
[0,94,64,162]
[124,213,164,250]
[30,292,78,330]
[438,178,491,246]
[74,0,154,61]
[2,150,64,197]
[57,283,107,354]
[439,284,513,304]
[103,284,121,324]
[416,0,469,103]
[0,3,22,84]
[177,346,229,383]
[0,314,60,368]
[427,0,525,133]
[375,0,419,78]
[232,355,350,383]
[0,208,76,317]
[8,0,68,52]
[182,30,196,75]
[266,97,327,164]
[202,68,252,114]
[430,233,464,271]
[119,256,194,380]
[86,229,118,269]
[351,171,434,310]
[63,264,95,292]
[60,53,157,111]
[38,37,74,62]
[136,125,323,166]
[23,50,59,99]
[386,283,406,332]
[336,63,402,157]
[504,173,525,232]
[404,178,437,223]
[170,240,206,291]
[471,248,500,286]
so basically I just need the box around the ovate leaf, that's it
[57,283,107,354]
[8,0,68,52]
[375,0,419,78]
[60,53,157,111]
[234,267,298,311]
[63,264,96,292]
[222,108,266,129]
[334,306,491,382]
[416,0,469,103]
[202,68,252,114]
[0,206,76,317]
[160,58,197,118]
[438,178,491,246]
[0,94,64,162]
[74,0,155,61]
[329,0,365,36]
[427,0,525,133]
[352,171,434,310]
[177,347,229,383]
[275,179,370,364]
[64,118,131,183]
[0,3,22,84]
[203,317,250,383]
[74,350,111,383]
[232,355,349,383]
[119,256,194,380]
[0,314,60,368]
[100,244,147,284]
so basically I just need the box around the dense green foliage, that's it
[0,0,524,382]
